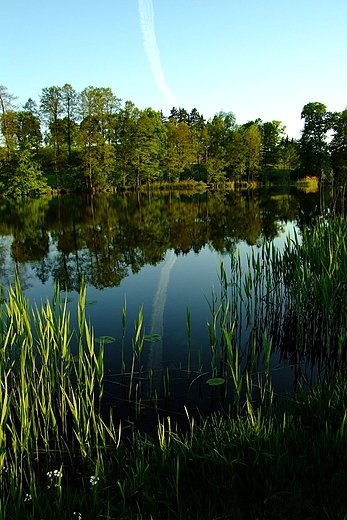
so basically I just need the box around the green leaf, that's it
[95,336,115,344]
[144,334,162,343]
[206,378,225,386]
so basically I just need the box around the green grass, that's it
[1,215,347,518]
[2,380,347,519]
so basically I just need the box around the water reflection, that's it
[0,186,343,424]
[147,250,177,395]
[0,187,320,291]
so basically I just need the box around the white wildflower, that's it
[47,469,62,479]
[89,475,100,487]
[24,493,32,502]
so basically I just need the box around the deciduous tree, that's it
[0,85,17,159]
[132,108,165,185]
[113,101,139,186]
[15,100,42,153]
[261,120,285,170]
[300,102,333,180]
[40,86,64,187]
[61,84,79,167]
[330,109,347,184]
[78,87,121,189]
[243,123,262,183]
[3,143,48,197]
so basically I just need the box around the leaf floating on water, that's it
[144,334,162,343]
[206,378,225,386]
[85,300,98,307]
[95,336,115,344]
[65,297,74,303]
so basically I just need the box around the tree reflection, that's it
[0,188,325,291]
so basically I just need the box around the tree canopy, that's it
[0,84,346,196]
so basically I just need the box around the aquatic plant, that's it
[0,276,122,509]
[1,215,347,518]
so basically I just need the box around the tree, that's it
[261,120,285,170]
[228,128,247,181]
[0,85,17,159]
[61,84,79,167]
[205,117,225,184]
[300,102,333,180]
[188,109,206,181]
[205,114,231,184]
[205,112,237,183]
[78,87,121,190]
[164,117,180,182]
[113,101,139,186]
[215,110,236,133]
[23,98,39,115]
[132,108,165,185]
[15,101,42,153]
[243,123,262,183]
[188,108,205,128]
[3,143,48,197]
[40,86,64,187]
[164,118,195,182]
[278,137,300,175]
[330,109,347,185]
[170,107,189,124]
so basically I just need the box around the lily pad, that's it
[86,300,98,307]
[206,377,225,386]
[144,334,162,343]
[95,336,115,344]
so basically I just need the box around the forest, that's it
[0,84,346,196]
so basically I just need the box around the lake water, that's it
[0,186,338,429]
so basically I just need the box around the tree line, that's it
[0,84,346,196]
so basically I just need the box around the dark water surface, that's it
[0,187,335,428]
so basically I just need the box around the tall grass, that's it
[282,217,347,361]
[3,376,347,519]
[1,215,347,518]
[0,276,122,514]
[212,215,347,408]
[101,214,347,421]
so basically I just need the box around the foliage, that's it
[2,232,347,517]
[0,84,18,159]
[300,102,333,180]
[330,108,347,184]
[0,144,48,197]
[1,83,347,196]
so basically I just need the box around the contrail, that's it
[146,250,177,396]
[138,0,177,111]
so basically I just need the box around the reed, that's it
[1,215,347,518]
[0,274,122,512]
[96,377,347,519]
[177,214,347,430]
[128,305,144,404]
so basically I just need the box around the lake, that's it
[0,186,338,430]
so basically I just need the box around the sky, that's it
[1,0,347,139]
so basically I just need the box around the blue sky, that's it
[1,0,346,138]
